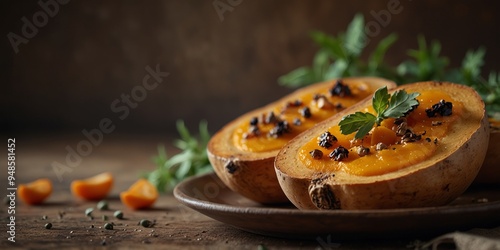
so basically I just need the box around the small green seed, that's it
[113,210,124,219]
[45,223,52,229]
[97,200,109,210]
[85,207,94,216]
[139,219,153,228]
[104,223,113,230]
[102,215,108,221]
[42,215,48,220]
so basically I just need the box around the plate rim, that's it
[174,172,500,216]
[174,172,500,239]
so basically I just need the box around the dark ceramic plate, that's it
[174,173,500,240]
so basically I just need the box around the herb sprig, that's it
[278,13,499,119]
[144,120,213,192]
[339,87,419,139]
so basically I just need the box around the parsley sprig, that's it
[339,87,419,139]
[279,13,499,119]
[144,120,213,193]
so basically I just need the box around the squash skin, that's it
[207,77,397,204]
[475,128,500,185]
[275,81,489,209]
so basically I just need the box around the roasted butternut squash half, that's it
[275,81,489,209]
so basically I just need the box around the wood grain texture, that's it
[0,135,417,249]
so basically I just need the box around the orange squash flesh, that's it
[18,178,52,205]
[71,172,114,201]
[297,90,463,176]
[232,80,375,153]
[120,179,158,210]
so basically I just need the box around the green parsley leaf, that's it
[382,90,420,119]
[339,112,376,139]
[372,86,390,116]
[339,87,420,139]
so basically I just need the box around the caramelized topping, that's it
[309,149,323,159]
[299,107,312,118]
[356,146,370,156]
[426,100,453,118]
[329,146,349,161]
[233,79,374,152]
[265,111,278,124]
[330,80,352,97]
[249,117,258,126]
[375,142,387,151]
[269,121,290,138]
[297,89,464,176]
[318,131,337,149]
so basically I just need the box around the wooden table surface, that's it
[0,134,490,249]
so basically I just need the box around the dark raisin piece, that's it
[243,125,260,139]
[299,107,311,118]
[249,117,258,126]
[309,149,323,159]
[318,131,337,149]
[401,129,423,143]
[394,121,408,136]
[225,161,238,174]
[426,100,453,118]
[329,80,352,97]
[329,146,349,161]
[269,121,290,138]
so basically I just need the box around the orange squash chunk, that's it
[120,179,158,210]
[18,178,52,205]
[71,172,113,201]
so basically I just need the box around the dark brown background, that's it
[3,0,500,137]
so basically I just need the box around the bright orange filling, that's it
[297,90,463,176]
[232,80,375,152]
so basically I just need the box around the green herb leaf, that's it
[368,33,398,73]
[144,120,212,193]
[343,13,366,57]
[313,49,331,78]
[382,90,420,119]
[339,87,420,139]
[339,112,377,139]
[310,31,347,60]
[278,66,316,87]
[324,59,348,80]
[372,86,390,116]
